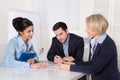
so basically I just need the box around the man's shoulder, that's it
[52,36,57,40]
[69,33,83,39]
[52,37,59,42]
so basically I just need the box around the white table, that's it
[0,61,84,80]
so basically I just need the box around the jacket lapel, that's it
[58,41,65,56]
[91,43,101,62]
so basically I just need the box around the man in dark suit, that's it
[47,22,84,64]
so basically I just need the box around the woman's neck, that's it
[21,36,28,48]
[94,35,100,40]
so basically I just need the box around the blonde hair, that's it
[86,14,108,35]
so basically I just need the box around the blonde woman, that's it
[59,14,119,80]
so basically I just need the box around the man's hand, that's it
[63,56,75,62]
[54,55,63,64]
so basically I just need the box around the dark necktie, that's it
[90,44,96,60]
[93,45,96,52]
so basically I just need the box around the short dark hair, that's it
[12,17,33,32]
[53,22,68,31]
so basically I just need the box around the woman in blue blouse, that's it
[3,17,46,68]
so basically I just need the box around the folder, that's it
[18,52,36,62]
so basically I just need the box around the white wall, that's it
[0,0,33,44]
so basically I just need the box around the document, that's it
[18,52,36,62]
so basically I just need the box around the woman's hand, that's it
[27,58,35,64]
[30,62,46,69]
[58,63,70,71]
[62,61,75,65]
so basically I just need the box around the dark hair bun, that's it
[12,17,33,32]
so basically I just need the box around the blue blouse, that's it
[3,35,39,68]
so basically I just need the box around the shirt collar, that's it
[91,33,107,45]
[97,33,107,44]
[17,35,32,50]
[63,34,70,44]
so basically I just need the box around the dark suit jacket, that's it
[47,33,84,63]
[70,35,119,80]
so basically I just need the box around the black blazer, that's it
[70,35,119,80]
[47,33,84,62]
